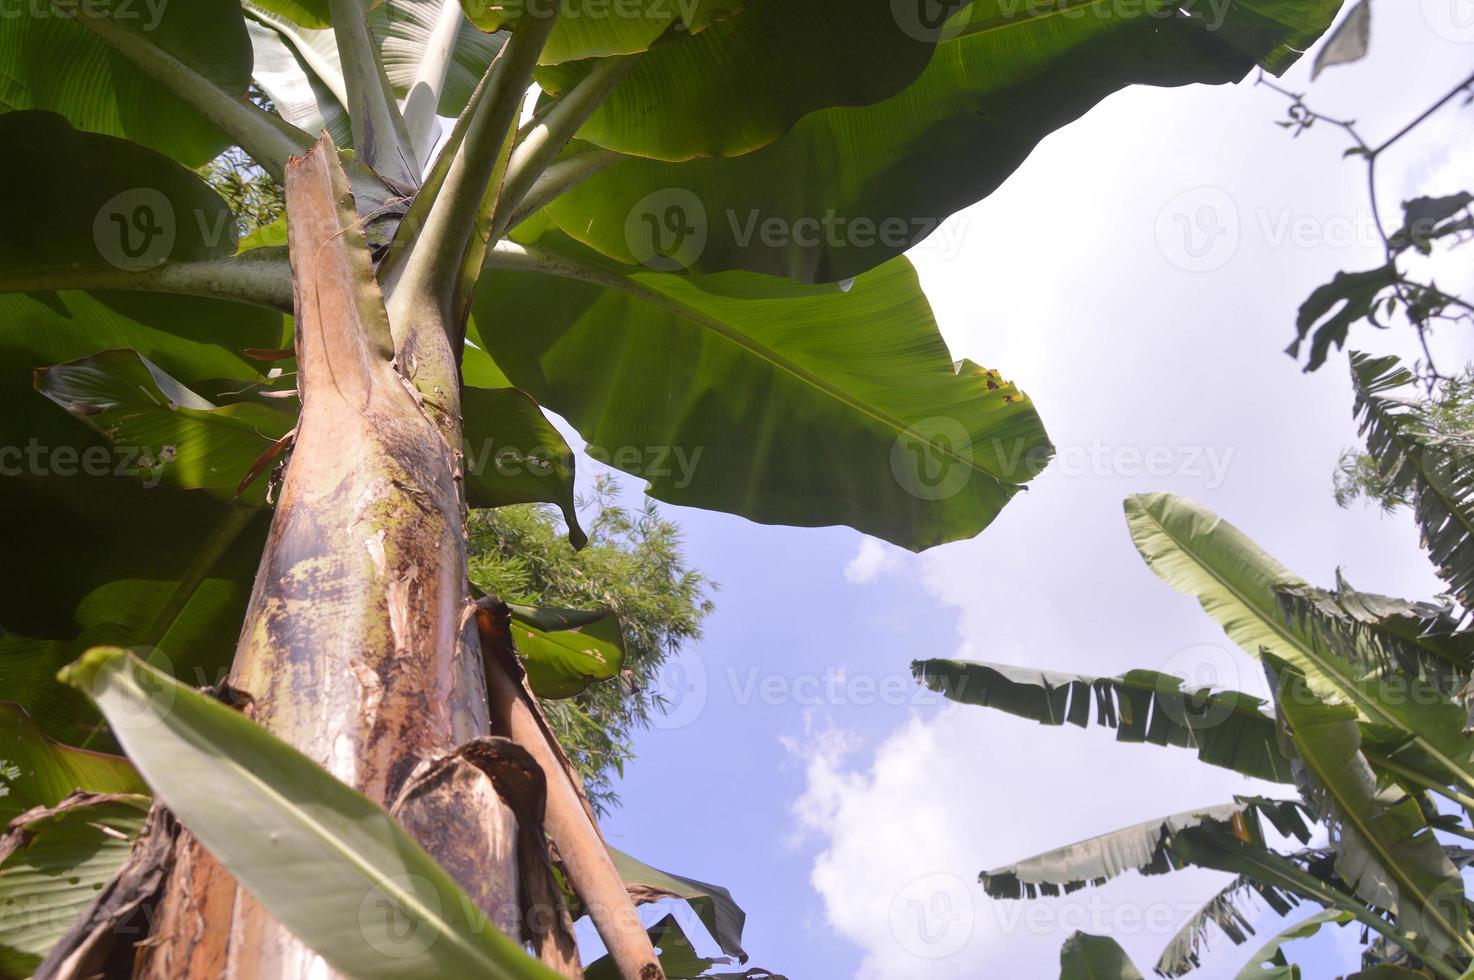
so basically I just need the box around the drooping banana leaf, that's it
[912,657,1292,782]
[476,226,1051,552]
[1125,493,1474,801]
[980,798,1310,900]
[1232,909,1352,980]
[461,386,586,548]
[1155,873,1302,978]
[608,847,747,963]
[506,604,624,699]
[1059,931,1144,980]
[1349,352,1474,614]
[544,0,1343,281]
[1271,665,1473,966]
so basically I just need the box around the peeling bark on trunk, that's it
[138,137,523,979]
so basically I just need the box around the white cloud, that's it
[788,17,1473,979]
[844,538,905,584]
[786,711,1285,979]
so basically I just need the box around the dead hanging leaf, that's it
[32,798,176,980]
[236,426,296,499]
[1311,0,1370,80]
[241,347,296,362]
[391,737,581,976]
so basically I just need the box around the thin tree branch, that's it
[1375,70,1474,156]
[1258,68,1474,390]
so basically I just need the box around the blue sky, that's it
[562,7,1474,977]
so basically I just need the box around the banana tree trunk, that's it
[137,138,522,979]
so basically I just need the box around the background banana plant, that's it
[0,0,1345,976]
[916,355,1474,979]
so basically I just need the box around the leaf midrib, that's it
[1136,503,1474,797]
[1289,708,1474,958]
[516,243,1034,487]
[945,0,1159,45]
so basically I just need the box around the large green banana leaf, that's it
[462,0,742,65]
[532,0,969,160]
[0,289,281,743]
[1272,666,1473,965]
[1125,493,1474,800]
[0,112,237,285]
[0,704,145,822]
[1059,931,1144,980]
[913,657,1293,782]
[36,349,294,507]
[462,386,586,547]
[0,0,253,166]
[544,0,1342,281]
[475,225,1051,551]
[1233,910,1351,980]
[65,648,557,979]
